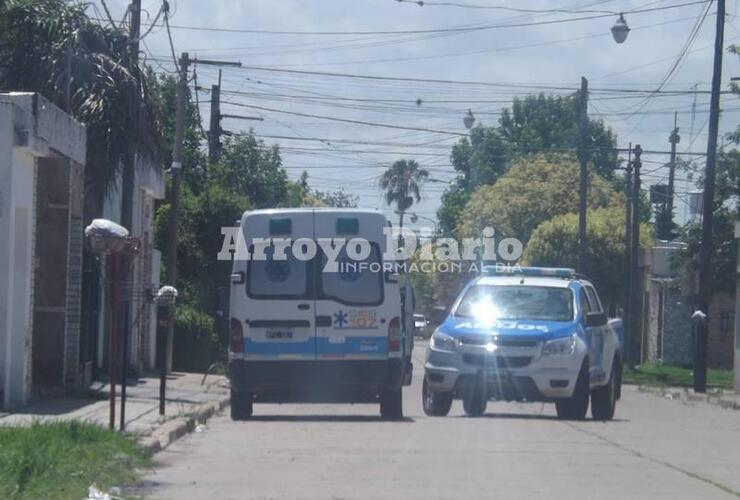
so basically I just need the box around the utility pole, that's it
[577,76,589,274]
[121,0,141,231]
[695,0,726,393]
[208,70,222,165]
[623,145,633,360]
[161,51,189,415]
[629,145,642,366]
[667,113,680,233]
[160,54,241,415]
[119,0,141,431]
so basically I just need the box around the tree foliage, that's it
[457,154,622,243]
[523,207,654,306]
[379,159,429,228]
[0,0,163,201]
[148,72,207,189]
[438,93,619,235]
[211,133,287,208]
[675,149,740,294]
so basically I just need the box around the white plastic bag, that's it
[85,219,130,254]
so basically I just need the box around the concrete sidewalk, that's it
[637,384,740,410]
[0,372,230,450]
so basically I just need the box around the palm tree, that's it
[0,0,163,213]
[379,159,429,234]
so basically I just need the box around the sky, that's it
[101,0,740,231]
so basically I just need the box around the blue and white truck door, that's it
[584,284,608,375]
[240,211,317,361]
[313,213,393,361]
[577,287,599,377]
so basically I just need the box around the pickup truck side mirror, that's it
[585,311,607,327]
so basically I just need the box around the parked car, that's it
[413,314,429,337]
[423,266,622,420]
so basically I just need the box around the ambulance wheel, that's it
[462,378,487,417]
[556,360,589,421]
[422,378,452,417]
[591,356,619,421]
[230,390,253,420]
[380,388,403,420]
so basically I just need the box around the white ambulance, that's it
[227,208,414,420]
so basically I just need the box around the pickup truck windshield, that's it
[454,285,574,322]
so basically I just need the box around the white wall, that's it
[0,106,37,408]
[0,103,13,396]
[0,93,85,408]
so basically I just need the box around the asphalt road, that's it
[133,342,740,500]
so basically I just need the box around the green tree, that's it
[313,188,359,208]
[0,0,162,207]
[211,133,287,208]
[523,207,654,306]
[379,159,429,231]
[499,94,619,179]
[437,93,619,235]
[676,149,740,294]
[654,202,678,241]
[457,154,622,243]
[148,71,207,190]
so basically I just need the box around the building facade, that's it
[0,93,86,409]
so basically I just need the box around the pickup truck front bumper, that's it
[424,337,587,402]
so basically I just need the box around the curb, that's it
[139,396,230,456]
[636,385,740,411]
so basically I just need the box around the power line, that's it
[91,1,711,36]
[231,65,727,94]
[151,14,707,67]
[222,101,468,136]
[393,0,617,14]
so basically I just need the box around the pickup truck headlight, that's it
[541,335,577,357]
[430,331,457,352]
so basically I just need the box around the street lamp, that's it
[611,13,630,44]
[463,109,475,129]
[410,213,439,239]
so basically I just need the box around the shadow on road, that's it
[455,413,630,423]
[458,412,559,421]
[236,415,415,423]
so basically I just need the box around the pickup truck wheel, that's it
[591,356,618,421]
[462,378,487,417]
[422,378,453,416]
[556,360,589,421]
[230,390,253,421]
[380,388,403,420]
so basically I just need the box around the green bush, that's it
[173,304,221,373]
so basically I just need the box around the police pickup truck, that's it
[423,266,622,420]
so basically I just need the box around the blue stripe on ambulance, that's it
[243,336,387,357]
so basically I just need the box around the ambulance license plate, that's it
[266,330,293,340]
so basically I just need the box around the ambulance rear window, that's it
[247,244,310,299]
[319,243,383,306]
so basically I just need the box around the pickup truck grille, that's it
[458,335,538,348]
[463,354,533,368]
